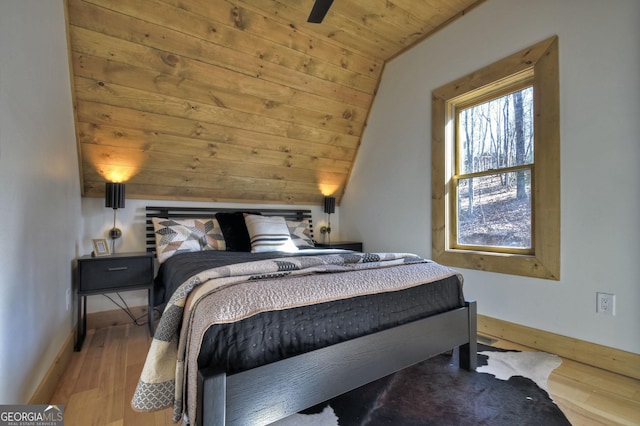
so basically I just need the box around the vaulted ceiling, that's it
[67,0,485,205]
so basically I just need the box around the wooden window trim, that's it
[431,36,560,280]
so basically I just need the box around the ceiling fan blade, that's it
[307,0,334,23]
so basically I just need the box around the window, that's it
[455,84,534,253]
[431,36,559,280]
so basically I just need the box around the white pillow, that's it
[244,214,299,253]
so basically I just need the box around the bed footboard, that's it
[197,300,477,426]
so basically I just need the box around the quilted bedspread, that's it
[130,252,460,423]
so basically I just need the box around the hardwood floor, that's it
[485,337,640,426]
[50,323,640,425]
[51,324,173,425]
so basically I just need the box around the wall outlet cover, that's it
[596,292,615,316]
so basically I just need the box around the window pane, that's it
[458,87,534,175]
[457,170,531,249]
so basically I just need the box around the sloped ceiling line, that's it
[66,0,484,205]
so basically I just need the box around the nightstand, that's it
[75,251,154,351]
[316,241,363,251]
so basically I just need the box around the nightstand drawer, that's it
[78,254,153,293]
[75,252,155,350]
[316,241,363,251]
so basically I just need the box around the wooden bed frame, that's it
[145,206,477,426]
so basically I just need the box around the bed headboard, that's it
[145,206,314,252]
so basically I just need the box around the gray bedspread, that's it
[131,252,462,423]
[152,249,344,306]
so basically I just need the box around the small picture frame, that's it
[92,238,110,256]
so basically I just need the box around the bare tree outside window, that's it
[455,86,534,249]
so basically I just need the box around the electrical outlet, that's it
[66,288,72,311]
[596,292,615,316]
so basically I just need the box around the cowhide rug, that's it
[272,344,571,426]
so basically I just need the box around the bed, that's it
[132,206,477,425]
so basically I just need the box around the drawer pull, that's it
[107,266,128,272]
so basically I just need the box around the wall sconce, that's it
[320,196,335,244]
[105,182,125,253]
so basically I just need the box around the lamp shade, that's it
[105,182,126,209]
[323,196,335,214]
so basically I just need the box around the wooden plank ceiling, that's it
[67,0,484,205]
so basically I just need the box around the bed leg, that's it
[459,300,477,371]
[198,368,226,426]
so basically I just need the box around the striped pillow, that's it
[244,214,299,253]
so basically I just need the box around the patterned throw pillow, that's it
[286,219,315,248]
[244,214,299,253]
[152,217,226,263]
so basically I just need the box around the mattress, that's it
[198,273,463,373]
[154,250,465,373]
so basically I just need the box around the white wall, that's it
[341,0,640,354]
[0,1,82,403]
